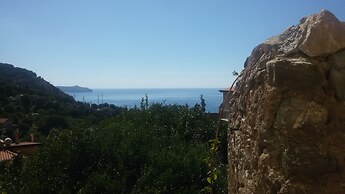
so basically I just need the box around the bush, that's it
[1,103,228,193]
[37,115,69,135]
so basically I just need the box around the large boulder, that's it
[227,10,345,194]
[262,10,345,57]
[266,57,325,90]
[299,10,345,57]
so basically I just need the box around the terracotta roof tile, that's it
[0,150,17,161]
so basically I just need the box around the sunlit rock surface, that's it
[227,10,345,194]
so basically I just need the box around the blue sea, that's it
[66,88,222,113]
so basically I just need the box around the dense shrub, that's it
[0,103,228,193]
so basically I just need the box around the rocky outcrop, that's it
[227,10,345,194]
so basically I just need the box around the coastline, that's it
[65,88,223,113]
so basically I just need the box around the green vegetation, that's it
[0,63,228,193]
[0,63,125,140]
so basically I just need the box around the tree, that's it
[0,103,228,193]
[200,95,206,113]
[37,115,69,135]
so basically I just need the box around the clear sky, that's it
[1,0,345,88]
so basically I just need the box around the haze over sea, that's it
[66,88,222,113]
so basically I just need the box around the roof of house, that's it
[0,150,17,162]
[219,87,236,93]
[219,88,230,92]
[9,142,41,147]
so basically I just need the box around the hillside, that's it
[0,63,74,102]
[0,63,124,139]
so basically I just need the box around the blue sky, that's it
[1,0,345,88]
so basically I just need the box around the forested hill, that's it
[0,63,124,139]
[0,63,73,103]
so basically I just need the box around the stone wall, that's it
[227,10,345,194]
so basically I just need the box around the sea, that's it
[65,88,223,113]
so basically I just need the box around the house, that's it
[0,134,41,163]
[5,141,41,155]
[219,87,235,122]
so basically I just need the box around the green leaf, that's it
[213,174,218,180]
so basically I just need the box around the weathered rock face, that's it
[227,10,345,194]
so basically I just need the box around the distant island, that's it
[57,85,93,93]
